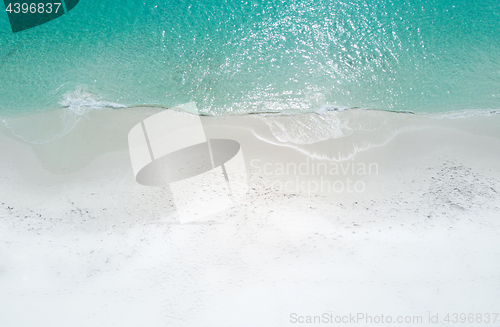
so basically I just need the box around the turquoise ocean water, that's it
[1,0,499,118]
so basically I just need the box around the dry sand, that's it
[0,108,499,326]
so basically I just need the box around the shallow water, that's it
[1,0,499,117]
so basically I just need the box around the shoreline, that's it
[1,106,499,222]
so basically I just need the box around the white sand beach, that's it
[1,108,499,326]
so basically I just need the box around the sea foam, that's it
[1,88,125,144]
